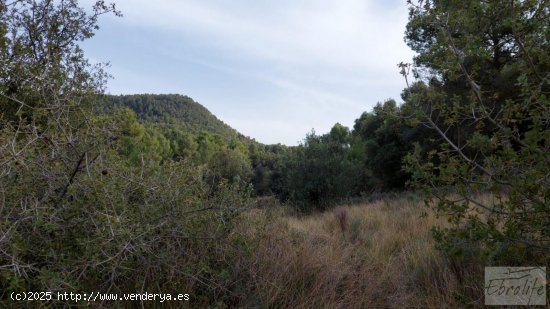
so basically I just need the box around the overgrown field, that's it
[223,194,485,308]
[2,0,549,307]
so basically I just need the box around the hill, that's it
[102,94,250,143]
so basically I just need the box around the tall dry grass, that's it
[229,195,483,308]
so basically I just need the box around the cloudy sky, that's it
[81,0,415,145]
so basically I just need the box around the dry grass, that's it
[231,195,478,308]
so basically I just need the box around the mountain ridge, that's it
[102,93,254,144]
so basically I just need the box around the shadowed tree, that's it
[403,0,550,265]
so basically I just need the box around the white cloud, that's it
[105,0,412,72]
[83,0,415,145]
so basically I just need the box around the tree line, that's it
[97,94,436,210]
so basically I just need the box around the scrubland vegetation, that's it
[232,195,463,308]
[1,0,549,308]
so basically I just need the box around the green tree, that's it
[196,131,224,164]
[166,128,199,161]
[404,0,550,264]
[280,126,364,210]
[353,99,418,189]
[0,2,253,305]
[1,0,122,296]
[1,0,120,121]
[209,148,252,183]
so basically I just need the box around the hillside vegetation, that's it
[102,94,246,142]
[1,0,548,308]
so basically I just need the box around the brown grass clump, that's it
[230,195,475,308]
[334,206,349,238]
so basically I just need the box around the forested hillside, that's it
[101,94,246,142]
[94,94,433,209]
[1,0,548,308]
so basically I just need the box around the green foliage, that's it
[10,0,548,305]
[207,146,253,186]
[114,108,171,165]
[404,0,550,265]
[97,94,256,186]
[100,94,246,143]
[97,90,431,212]
[276,126,365,210]
[255,100,434,210]
[248,143,289,196]
[0,2,253,307]
[353,99,432,189]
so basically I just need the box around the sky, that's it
[81,0,415,145]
